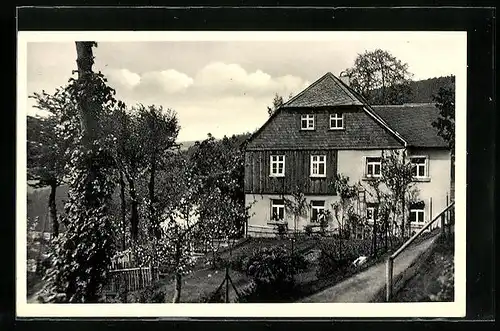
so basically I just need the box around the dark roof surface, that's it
[245,108,403,150]
[371,104,448,148]
[283,72,364,107]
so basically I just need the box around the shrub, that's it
[127,284,166,303]
[316,250,351,279]
[228,254,249,273]
[304,225,313,236]
[237,245,308,302]
[276,224,288,239]
[200,286,225,303]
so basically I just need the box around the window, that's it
[301,114,315,130]
[411,156,428,178]
[366,207,376,223]
[366,157,382,177]
[270,155,285,177]
[330,113,344,129]
[311,200,325,223]
[366,203,378,223]
[271,199,285,221]
[310,155,326,177]
[409,202,425,224]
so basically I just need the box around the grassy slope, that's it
[392,234,454,302]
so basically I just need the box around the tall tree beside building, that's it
[432,79,455,152]
[344,49,414,105]
[42,42,118,302]
[432,78,455,200]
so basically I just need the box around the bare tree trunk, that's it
[148,151,160,239]
[75,42,98,147]
[126,177,139,241]
[48,180,59,237]
[119,171,126,250]
[172,240,182,303]
[75,42,101,212]
[384,219,388,251]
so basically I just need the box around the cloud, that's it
[193,62,308,97]
[141,69,194,94]
[118,69,141,88]
[106,68,193,94]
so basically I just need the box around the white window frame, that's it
[270,155,285,177]
[311,200,325,223]
[410,156,429,179]
[310,155,327,177]
[329,113,344,130]
[271,199,285,221]
[366,206,376,223]
[366,157,382,178]
[409,206,425,224]
[301,114,315,130]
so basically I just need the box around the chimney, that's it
[339,72,350,86]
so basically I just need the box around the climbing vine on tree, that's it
[41,42,119,303]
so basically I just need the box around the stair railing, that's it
[385,200,455,301]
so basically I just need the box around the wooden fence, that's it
[104,266,159,294]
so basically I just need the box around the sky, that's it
[25,32,465,142]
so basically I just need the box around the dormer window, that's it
[301,114,315,130]
[330,113,344,129]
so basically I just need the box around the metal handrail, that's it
[385,200,455,301]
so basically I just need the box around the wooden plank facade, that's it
[244,149,338,195]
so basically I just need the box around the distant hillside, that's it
[410,76,455,103]
[368,75,455,105]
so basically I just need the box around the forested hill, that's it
[409,76,455,103]
[368,75,455,105]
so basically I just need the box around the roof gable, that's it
[245,107,404,150]
[283,72,364,108]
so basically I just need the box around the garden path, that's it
[298,234,439,303]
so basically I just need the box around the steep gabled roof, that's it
[243,72,411,149]
[283,72,364,107]
[371,104,449,148]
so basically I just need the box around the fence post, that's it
[440,213,446,237]
[386,257,393,302]
[225,266,229,303]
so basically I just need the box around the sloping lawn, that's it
[156,267,251,303]
[391,234,454,302]
[123,230,442,303]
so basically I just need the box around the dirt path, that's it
[299,234,439,303]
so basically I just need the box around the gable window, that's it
[366,157,382,177]
[410,156,428,178]
[330,113,344,129]
[311,200,325,223]
[409,202,425,224]
[310,155,326,177]
[271,199,285,221]
[301,114,315,130]
[270,155,285,177]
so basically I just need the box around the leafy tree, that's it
[361,150,419,240]
[432,79,455,152]
[135,105,180,240]
[283,184,308,236]
[27,115,69,237]
[190,134,248,237]
[329,174,359,259]
[106,105,146,241]
[41,42,118,303]
[267,93,284,117]
[344,49,414,105]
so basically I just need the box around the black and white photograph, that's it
[17,31,466,318]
